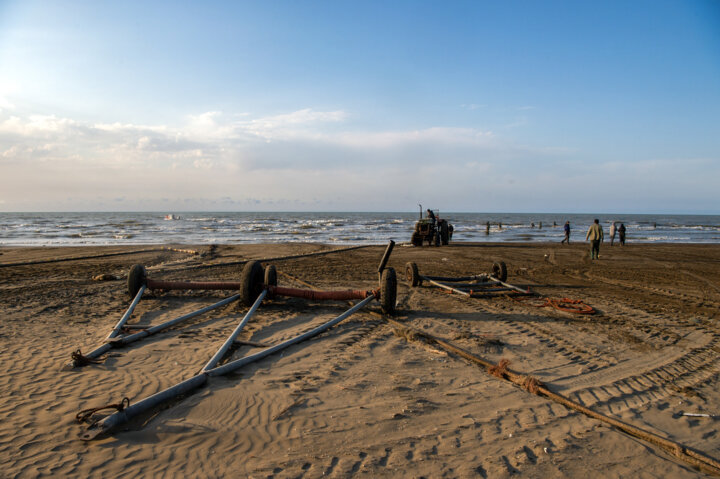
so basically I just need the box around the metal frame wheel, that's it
[380,267,397,314]
[240,261,264,306]
[127,264,147,297]
[405,262,421,287]
[264,264,277,287]
[492,261,508,282]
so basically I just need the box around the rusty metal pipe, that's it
[468,288,517,295]
[268,285,373,301]
[202,289,267,372]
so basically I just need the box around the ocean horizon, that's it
[1,211,719,246]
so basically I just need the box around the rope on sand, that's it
[386,318,720,476]
[0,247,198,268]
[76,397,130,426]
[511,295,596,314]
[239,267,712,472]
[70,349,105,366]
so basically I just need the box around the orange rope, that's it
[512,295,595,314]
[547,297,595,314]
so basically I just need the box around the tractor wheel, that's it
[380,267,397,314]
[405,262,421,287]
[411,232,422,247]
[440,221,449,245]
[127,264,146,297]
[491,261,508,282]
[264,264,277,287]
[241,261,264,306]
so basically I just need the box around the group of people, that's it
[561,220,626,260]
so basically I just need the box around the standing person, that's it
[585,219,604,259]
[426,209,436,223]
[609,221,617,246]
[486,221,490,235]
[618,223,626,246]
[561,221,571,244]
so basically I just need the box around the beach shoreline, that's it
[2,241,719,477]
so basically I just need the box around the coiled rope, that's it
[76,397,130,426]
[70,349,104,366]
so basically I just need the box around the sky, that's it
[0,0,719,213]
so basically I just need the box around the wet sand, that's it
[1,241,719,477]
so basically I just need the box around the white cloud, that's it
[193,158,213,169]
[0,96,15,112]
[1,104,715,212]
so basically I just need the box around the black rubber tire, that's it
[240,261,264,306]
[264,264,277,287]
[411,232,422,247]
[380,267,397,315]
[492,261,508,282]
[127,264,146,297]
[440,221,449,245]
[405,262,420,287]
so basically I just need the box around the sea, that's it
[0,212,719,246]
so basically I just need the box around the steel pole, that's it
[422,274,489,282]
[377,240,395,279]
[424,278,471,296]
[202,289,267,372]
[81,294,375,440]
[71,293,242,368]
[106,285,146,340]
[207,294,375,377]
[111,293,242,346]
[487,277,530,294]
[82,373,209,440]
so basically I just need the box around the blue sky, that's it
[0,0,718,213]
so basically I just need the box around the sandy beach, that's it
[1,241,720,478]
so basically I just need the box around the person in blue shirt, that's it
[561,221,571,244]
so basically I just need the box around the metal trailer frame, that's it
[404,261,531,297]
[75,242,397,440]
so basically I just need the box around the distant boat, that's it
[164,214,181,220]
